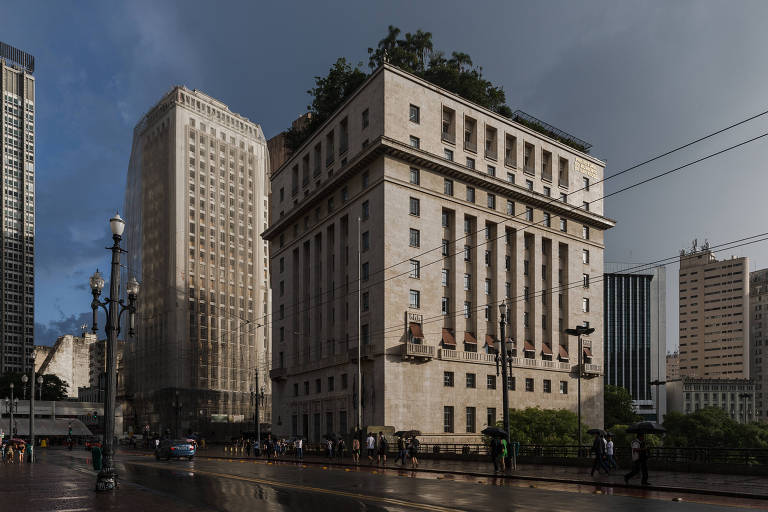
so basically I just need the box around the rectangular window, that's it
[464,219,472,233]
[583,201,590,211]
[409,289,421,309]
[409,228,420,247]
[466,407,476,433]
[362,200,370,220]
[487,194,496,209]
[464,245,471,261]
[507,172,515,184]
[466,186,475,203]
[560,192,567,203]
[409,259,421,279]
[362,231,370,251]
[466,157,475,169]
[488,165,496,177]
[466,373,476,388]
[362,292,369,312]
[508,376,516,390]
[464,273,472,290]
[342,374,348,389]
[525,378,534,392]
[525,207,533,221]
[441,211,449,227]
[362,262,369,281]
[583,273,590,288]
[487,408,496,427]
[441,297,449,315]
[441,269,448,286]
[444,148,454,161]
[444,178,454,196]
[560,381,568,394]
[485,278,491,294]
[362,109,369,128]
[487,375,497,389]
[464,301,471,318]
[543,186,551,197]
[505,282,511,297]
[526,179,533,191]
[506,200,514,215]
[582,249,589,264]
[543,212,551,227]
[409,104,420,123]
[328,376,335,392]
[444,406,454,433]
[410,167,420,185]
[582,297,590,312]
[409,197,420,216]
[444,371,454,387]
[543,379,552,393]
[442,239,449,256]
[583,177,590,191]
[582,225,590,240]
[560,219,567,232]
[409,136,420,149]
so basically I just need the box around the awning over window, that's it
[464,331,477,344]
[542,342,553,355]
[583,346,593,358]
[559,345,569,359]
[485,334,497,348]
[524,340,535,352]
[409,322,424,340]
[442,328,456,347]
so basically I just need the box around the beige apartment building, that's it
[750,269,767,420]
[678,247,749,379]
[123,87,271,436]
[264,64,614,442]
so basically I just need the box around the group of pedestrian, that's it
[587,431,651,486]
[1,440,25,464]
[393,434,419,468]
[325,437,346,461]
[590,432,616,476]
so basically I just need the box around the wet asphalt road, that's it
[47,450,761,512]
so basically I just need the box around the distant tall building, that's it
[750,269,768,420]
[0,42,35,375]
[603,264,666,421]
[678,245,749,378]
[123,87,271,436]
[666,351,680,381]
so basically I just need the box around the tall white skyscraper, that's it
[0,42,35,375]
[123,86,271,436]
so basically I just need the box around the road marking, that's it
[31,496,90,501]
[131,460,465,512]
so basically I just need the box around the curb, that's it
[183,452,768,502]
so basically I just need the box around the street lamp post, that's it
[37,375,43,402]
[89,213,139,492]
[29,369,35,463]
[496,299,513,437]
[21,374,28,400]
[565,325,595,454]
[649,379,666,423]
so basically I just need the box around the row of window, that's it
[292,373,350,396]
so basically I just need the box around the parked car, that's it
[155,439,196,461]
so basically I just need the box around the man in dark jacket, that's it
[590,433,610,476]
[490,437,503,472]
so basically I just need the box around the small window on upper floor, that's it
[507,173,515,184]
[582,225,590,240]
[362,109,369,129]
[583,177,590,191]
[526,179,533,191]
[583,201,590,212]
[410,136,420,149]
[558,157,569,187]
[410,167,420,185]
[444,148,454,161]
[409,104,420,124]
[444,178,454,196]
[505,134,517,167]
[466,157,475,170]
[442,106,456,144]
[487,165,496,177]
[466,186,475,203]
[464,116,477,153]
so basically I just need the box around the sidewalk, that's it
[196,446,768,499]
[0,451,207,512]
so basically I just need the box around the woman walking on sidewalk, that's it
[351,436,360,465]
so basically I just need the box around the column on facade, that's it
[531,233,543,357]
[513,229,526,354]
[546,237,558,359]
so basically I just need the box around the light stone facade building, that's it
[123,87,271,436]
[264,64,614,442]
[0,42,35,375]
[678,247,749,378]
[749,268,768,420]
[667,377,755,422]
[34,333,97,397]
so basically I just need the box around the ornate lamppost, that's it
[565,325,595,454]
[89,213,139,491]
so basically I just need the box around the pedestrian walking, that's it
[490,436,503,472]
[408,437,419,468]
[394,436,407,465]
[336,438,345,462]
[377,432,388,466]
[366,432,376,464]
[590,433,610,476]
[6,443,14,464]
[296,437,303,461]
[499,437,508,472]
[352,436,360,465]
[624,433,650,486]
[606,435,617,470]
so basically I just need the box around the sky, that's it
[3,0,768,350]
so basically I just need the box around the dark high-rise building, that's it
[603,264,666,421]
[0,42,35,374]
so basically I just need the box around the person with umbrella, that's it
[483,426,507,473]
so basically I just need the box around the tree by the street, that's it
[501,407,588,445]
[663,407,768,448]
[0,372,69,401]
[604,385,640,428]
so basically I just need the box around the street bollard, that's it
[91,446,103,471]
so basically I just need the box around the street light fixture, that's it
[37,375,43,401]
[496,298,513,445]
[564,325,595,454]
[89,212,139,492]
[21,374,28,400]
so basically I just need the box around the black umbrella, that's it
[481,426,508,438]
[394,431,407,438]
[626,421,666,434]
[587,428,606,436]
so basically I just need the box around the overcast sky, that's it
[5,0,768,350]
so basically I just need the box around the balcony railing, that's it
[439,349,570,371]
[464,140,477,153]
[441,131,455,144]
[583,363,602,375]
[403,342,435,360]
[269,367,287,381]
